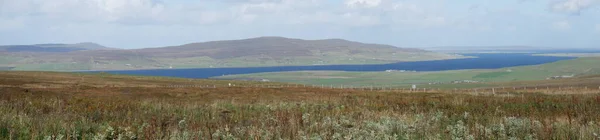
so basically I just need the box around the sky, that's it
[0,0,599,49]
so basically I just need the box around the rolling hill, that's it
[0,42,114,52]
[0,37,464,71]
[137,37,426,59]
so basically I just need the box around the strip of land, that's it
[533,53,600,57]
[217,57,600,88]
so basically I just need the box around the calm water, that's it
[100,54,574,79]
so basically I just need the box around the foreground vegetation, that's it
[1,72,600,139]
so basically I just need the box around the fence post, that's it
[492,88,496,95]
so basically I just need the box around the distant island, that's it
[0,37,464,71]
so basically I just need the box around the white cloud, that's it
[392,2,422,13]
[0,0,229,25]
[552,20,572,30]
[345,0,382,8]
[2,0,599,48]
[551,0,600,14]
[16,0,164,22]
[0,0,452,28]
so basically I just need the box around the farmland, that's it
[218,57,600,88]
[1,71,600,139]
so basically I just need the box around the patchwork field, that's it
[1,71,600,139]
[218,57,600,88]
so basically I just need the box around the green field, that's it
[217,57,600,88]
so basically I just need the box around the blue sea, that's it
[99,53,574,79]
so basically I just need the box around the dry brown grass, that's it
[1,71,600,139]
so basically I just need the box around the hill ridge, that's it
[0,37,462,71]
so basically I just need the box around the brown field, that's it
[1,71,600,139]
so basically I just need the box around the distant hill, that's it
[0,42,114,53]
[0,37,464,71]
[136,37,427,59]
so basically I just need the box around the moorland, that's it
[1,71,600,139]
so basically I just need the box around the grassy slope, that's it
[218,57,600,88]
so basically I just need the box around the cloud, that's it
[345,0,382,8]
[552,20,572,30]
[2,0,599,48]
[0,0,456,29]
[0,0,230,25]
[392,2,422,13]
[551,0,600,14]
